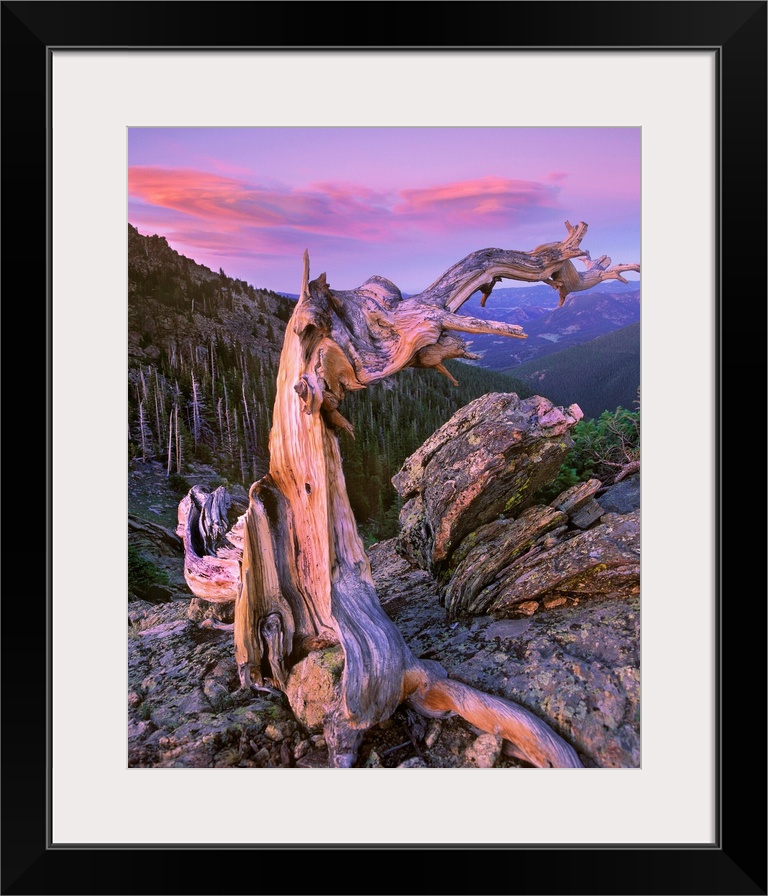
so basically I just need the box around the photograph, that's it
[3,3,762,890]
[126,125,642,771]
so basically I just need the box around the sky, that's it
[128,127,640,296]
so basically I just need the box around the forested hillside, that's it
[463,281,639,371]
[128,225,533,538]
[503,321,640,420]
[128,224,291,485]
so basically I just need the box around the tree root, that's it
[404,660,583,768]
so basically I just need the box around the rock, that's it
[393,393,582,573]
[395,494,429,569]
[203,679,231,709]
[464,733,503,768]
[143,729,171,748]
[482,619,532,640]
[397,757,428,768]
[514,601,540,617]
[368,540,450,646]
[569,500,604,530]
[424,720,442,748]
[550,479,602,515]
[129,598,285,768]
[128,719,153,739]
[178,688,211,716]
[285,647,344,732]
[597,474,641,514]
[128,600,157,626]
[139,619,188,639]
[295,748,330,769]
[188,597,235,625]
[444,505,567,616]
[367,539,437,606]
[443,504,638,619]
[264,723,283,742]
[253,747,270,764]
[489,511,640,616]
[294,739,310,759]
[450,596,641,769]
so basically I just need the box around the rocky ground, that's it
[128,461,640,769]
[128,595,540,770]
[370,539,639,769]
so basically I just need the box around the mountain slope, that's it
[502,322,640,419]
[128,224,294,484]
[461,281,640,371]
[127,225,535,536]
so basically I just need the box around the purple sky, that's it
[128,127,640,296]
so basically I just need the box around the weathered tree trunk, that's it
[178,485,245,602]
[180,222,639,767]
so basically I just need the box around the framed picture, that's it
[5,2,765,894]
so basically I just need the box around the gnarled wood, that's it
[178,222,639,767]
[614,459,641,483]
[403,661,582,768]
[177,486,245,602]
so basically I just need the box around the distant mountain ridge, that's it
[458,281,640,371]
[502,322,641,420]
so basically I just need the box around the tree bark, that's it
[180,221,639,767]
[177,485,245,602]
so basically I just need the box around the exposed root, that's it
[404,661,582,768]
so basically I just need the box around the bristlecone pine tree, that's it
[179,222,640,767]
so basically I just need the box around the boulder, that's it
[444,505,568,616]
[391,394,639,620]
[488,510,640,616]
[597,473,641,514]
[285,647,345,733]
[393,393,582,573]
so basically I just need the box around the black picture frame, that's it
[2,2,765,894]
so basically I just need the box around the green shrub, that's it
[193,444,213,464]
[128,545,171,594]
[535,405,640,503]
[167,473,191,495]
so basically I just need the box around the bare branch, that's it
[546,253,641,306]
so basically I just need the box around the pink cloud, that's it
[128,168,563,252]
[547,171,569,183]
[395,177,559,228]
[201,156,257,177]
[129,168,249,223]
[129,167,396,240]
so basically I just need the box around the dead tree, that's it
[180,222,639,767]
